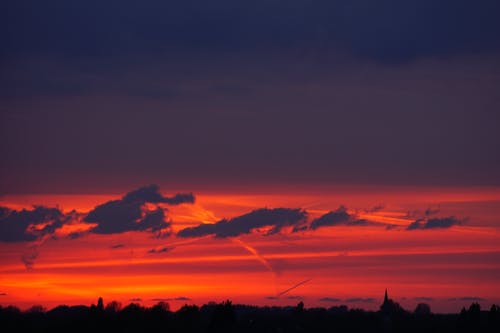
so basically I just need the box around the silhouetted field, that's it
[1,298,499,333]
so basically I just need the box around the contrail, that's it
[232,238,275,275]
[152,235,213,252]
[232,238,278,295]
[277,278,312,297]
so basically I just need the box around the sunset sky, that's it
[1,1,500,313]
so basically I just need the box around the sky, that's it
[1,1,500,313]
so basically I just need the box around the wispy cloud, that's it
[151,297,191,302]
[344,297,376,303]
[448,296,485,301]
[319,297,341,303]
[147,246,172,254]
[414,297,434,302]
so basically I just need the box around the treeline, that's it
[1,299,499,333]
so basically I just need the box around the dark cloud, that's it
[2,1,499,65]
[0,206,66,242]
[177,208,307,238]
[424,207,440,216]
[286,296,303,300]
[0,292,7,296]
[147,246,172,254]
[309,206,393,230]
[84,185,193,235]
[319,297,342,303]
[129,298,142,302]
[0,186,193,245]
[414,297,434,302]
[122,185,194,205]
[345,298,376,303]
[309,206,351,230]
[2,2,500,194]
[0,206,83,269]
[110,244,125,249]
[151,297,191,302]
[365,205,385,213]
[407,217,462,230]
[21,247,38,270]
[448,296,486,301]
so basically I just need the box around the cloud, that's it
[365,205,385,213]
[286,295,303,300]
[84,185,194,235]
[407,217,461,230]
[424,207,440,216]
[344,298,375,303]
[448,296,485,301]
[122,186,194,205]
[151,297,191,302]
[21,247,39,270]
[0,205,86,269]
[110,244,125,249]
[309,206,351,230]
[414,297,434,302]
[0,292,8,296]
[0,205,66,242]
[177,208,307,238]
[319,297,342,303]
[3,1,499,70]
[147,246,172,254]
[0,186,194,245]
[309,206,394,230]
[129,298,142,302]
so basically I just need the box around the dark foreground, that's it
[1,299,499,333]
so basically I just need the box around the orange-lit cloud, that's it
[1,186,499,312]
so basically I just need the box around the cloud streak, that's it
[344,297,376,303]
[319,297,341,303]
[151,297,191,302]
[448,296,485,301]
[147,246,172,254]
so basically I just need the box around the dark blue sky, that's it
[1,0,500,193]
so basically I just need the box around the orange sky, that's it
[1,186,499,312]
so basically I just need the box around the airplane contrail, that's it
[277,278,312,297]
[232,238,275,275]
[232,238,278,295]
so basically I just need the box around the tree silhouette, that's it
[1,299,499,333]
[414,303,431,316]
[208,300,236,333]
[105,300,121,313]
[97,297,104,312]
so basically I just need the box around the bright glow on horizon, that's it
[1,186,499,312]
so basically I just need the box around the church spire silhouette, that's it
[380,288,403,314]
